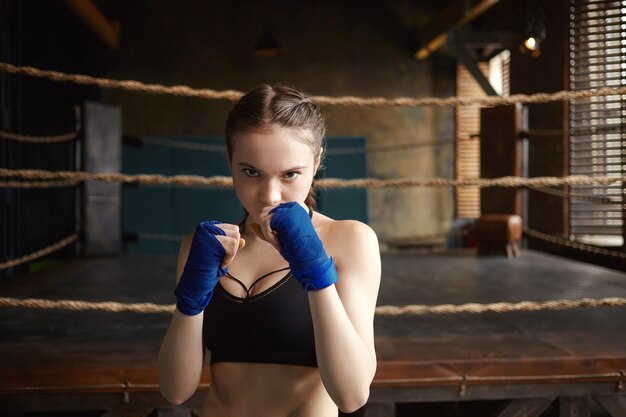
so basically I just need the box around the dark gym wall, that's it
[1,0,456,269]
[0,0,117,277]
[101,0,456,244]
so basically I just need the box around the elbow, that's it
[336,387,370,414]
[159,374,194,406]
[333,359,376,413]
[160,386,190,406]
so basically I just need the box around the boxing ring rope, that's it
[0,129,78,143]
[1,168,623,189]
[3,61,626,108]
[522,228,626,259]
[0,234,78,271]
[0,179,80,188]
[0,294,625,317]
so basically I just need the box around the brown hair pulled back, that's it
[225,84,326,209]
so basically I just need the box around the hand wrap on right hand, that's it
[269,202,338,291]
[174,221,227,316]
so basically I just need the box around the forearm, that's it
[158,309,205,405]
[308,285,376,412]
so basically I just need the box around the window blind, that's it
[569,0,625,245]
[455,63,487,219]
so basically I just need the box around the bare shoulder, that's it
[316,216,380,272]
[327,219,377,245]
[316,212,377,243]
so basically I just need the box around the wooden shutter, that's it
[455,63,489,218]
[569,0,625,245]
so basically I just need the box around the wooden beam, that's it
[415,0,501,59]
[64,0,120,50]
[449,36,498,96]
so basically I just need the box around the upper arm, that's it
[175,233,195,285]
[330,221,381,360]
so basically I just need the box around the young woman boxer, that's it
[158,84,381,416]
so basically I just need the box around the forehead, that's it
[231,127,315,164]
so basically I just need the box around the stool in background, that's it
[473,214,522,258]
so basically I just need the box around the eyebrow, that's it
[237,162,307,173]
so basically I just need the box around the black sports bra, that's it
[202,267,318,367]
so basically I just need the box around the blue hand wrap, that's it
[270,202,338,291]
[175,221,228,316]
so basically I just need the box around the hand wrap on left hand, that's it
[269,202,338,291]
[174,221,228,316]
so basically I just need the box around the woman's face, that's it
[230,125,320,223]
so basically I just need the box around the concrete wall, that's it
[102,0,456,241]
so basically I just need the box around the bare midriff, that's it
[201,362,338,417]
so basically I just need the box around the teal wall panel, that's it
[318,138,367,223]
[122,136,367,253]
[122,143,175,253]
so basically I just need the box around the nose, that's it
[259,178,282,206]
